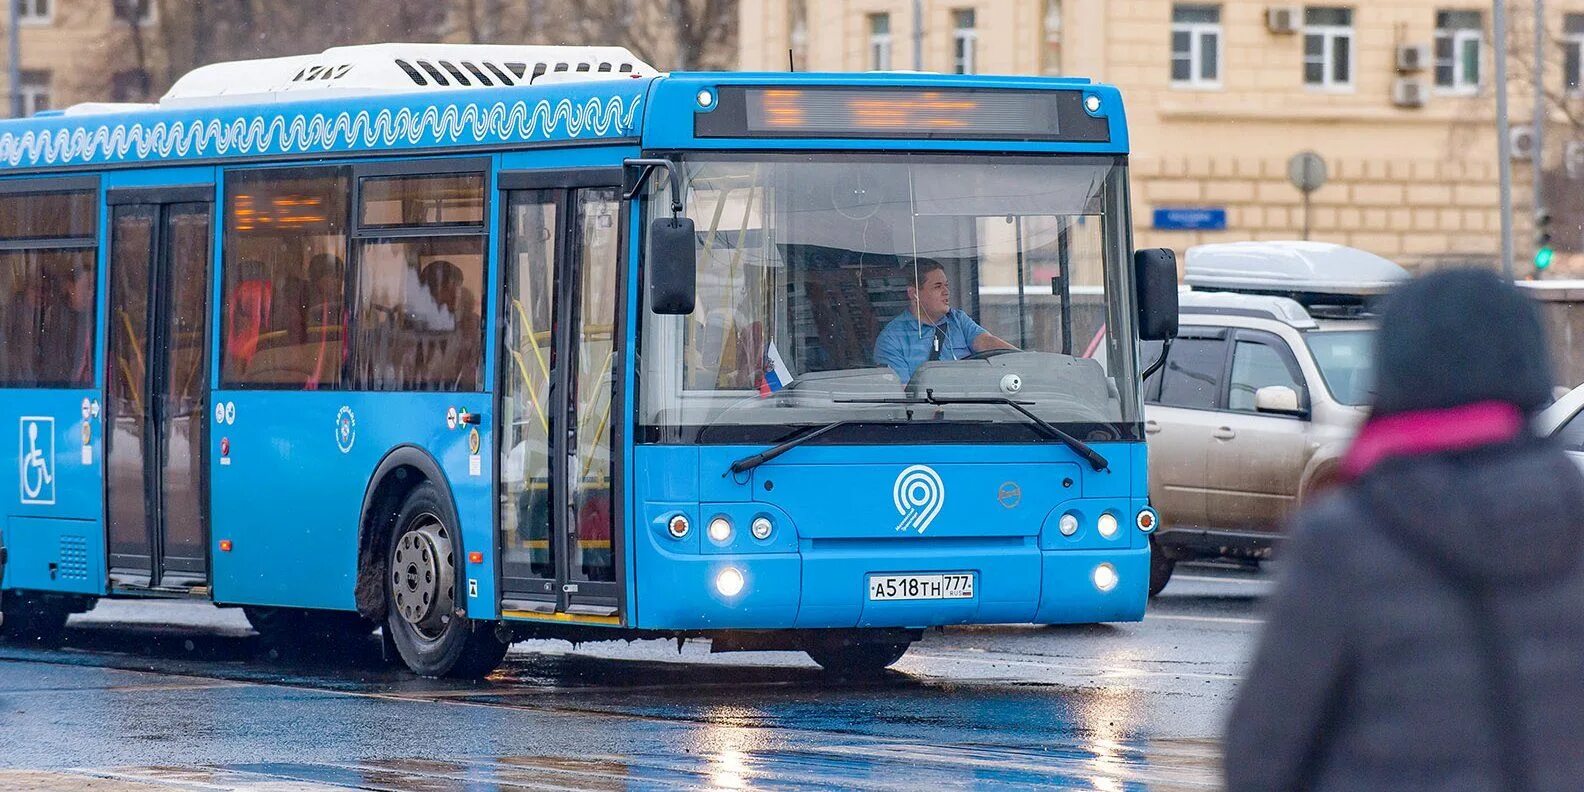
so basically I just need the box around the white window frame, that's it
[1170,7,1223,90]
[1303,10,1355,92]
[952,9,978,75]
[16,0,51,25]
[1434,14,1483,95]
[19,74,49,118]
[1565,16,1584,96]
[868,13,893,71]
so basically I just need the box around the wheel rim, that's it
[390,513,455,641]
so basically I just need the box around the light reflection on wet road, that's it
[0,568,1267,791]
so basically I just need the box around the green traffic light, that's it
[1536,246,1556,270]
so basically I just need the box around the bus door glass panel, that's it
[1143,329,1228,529]
[107,206,155,577]
[500,190,559,598]
[1206,332,1309,532]
[568,188,620,593]
[157,204,213,577]
[106,200,213,586]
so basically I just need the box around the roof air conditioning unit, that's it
[1267,6,1300,34]
[1511,124,1537,161]
[1391,78,1427,108]
[1396,44,1429,73]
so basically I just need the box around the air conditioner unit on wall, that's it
[1396,44,1430,73]
[1267,6,1300,34]
[1512,125,1537,161]
[1392,78,1427,108]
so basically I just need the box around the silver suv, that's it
[1143,242,1404,595]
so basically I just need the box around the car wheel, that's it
[805,634,912,677]
[1149,537,1176,598]
[0,590,73,644]
[384,481,508,679]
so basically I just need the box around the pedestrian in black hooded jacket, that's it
[1223,268,1584,792]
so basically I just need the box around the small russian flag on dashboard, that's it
[760,341,794,396]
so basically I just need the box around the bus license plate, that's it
[868,573,974,601]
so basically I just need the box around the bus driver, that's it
[873,258,1016,384]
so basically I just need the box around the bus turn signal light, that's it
[468,551,483,564]
[219,540,233,552]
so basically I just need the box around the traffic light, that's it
[1535,207,1554,271]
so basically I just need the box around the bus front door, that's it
[499,181,621,618]
[104,195,213,592]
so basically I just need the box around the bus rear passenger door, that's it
[105,192,213,591]
[499,175,623,619]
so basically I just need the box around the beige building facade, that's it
[741,0,1584,273]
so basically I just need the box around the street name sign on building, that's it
[1153,207,1228,231]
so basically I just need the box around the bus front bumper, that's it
[632,544,1148,630]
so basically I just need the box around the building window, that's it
[1565,14,1584,95]
[1042,0,1062,75]
[16,0,51,25]
[1171,4,1222,88]
[789,0,808,70]
[112,0,154,25]
[1303,7,1354,89]
[869,13,893,70]
[1434,10,1483,93]
[952,8,977,74]
[111,69,150,103]
[19,69,49,117]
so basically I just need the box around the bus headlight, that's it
[667,514,691,539]
[1092,563,1118,592]
[715,567,745,597]
[1058,514,1080,537]
[750,516,773,540]
[708,516,733,543]
[1097,513,1119,539]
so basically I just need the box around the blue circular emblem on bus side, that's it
[335,406,357,454]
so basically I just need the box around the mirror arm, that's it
[1141,337,1173,382]
[623,157,686,217]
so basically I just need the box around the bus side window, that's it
[0,189,98,389]
[221,167,352,389]
[351,171,488,392]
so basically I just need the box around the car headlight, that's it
[715,567,745,597]
[1058,513,1080,536]
[1092,563,1118,592]
[708,516,733,543]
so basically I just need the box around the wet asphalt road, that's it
[0,567,1270,791]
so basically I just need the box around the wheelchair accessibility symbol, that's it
[19,416,55,505]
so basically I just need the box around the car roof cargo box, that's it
[1184,242,1409,309]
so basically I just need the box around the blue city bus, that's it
[0,45,1178,677]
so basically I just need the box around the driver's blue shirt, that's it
[874,309,987,384]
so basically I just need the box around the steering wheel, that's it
[964,348,1019,361]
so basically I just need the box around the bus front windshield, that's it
[639,154,1139,444]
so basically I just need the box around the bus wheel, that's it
[384,481,508,679]
[805,635,912,677]
[0,591,73,644]
[1149,537,1175,598]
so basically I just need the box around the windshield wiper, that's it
[836,390,1109,472]
[726,419,865,476]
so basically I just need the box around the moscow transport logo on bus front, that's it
[893,465,945,534]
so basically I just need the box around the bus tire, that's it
[0,590,73,644]
[805,635,911,677]
[383,481,508,679]
[1148,537,1175,598]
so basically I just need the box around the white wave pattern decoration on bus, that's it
[0,94,644,168]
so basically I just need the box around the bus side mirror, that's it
[1135,248,1180,341]
[648,217,698,315]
